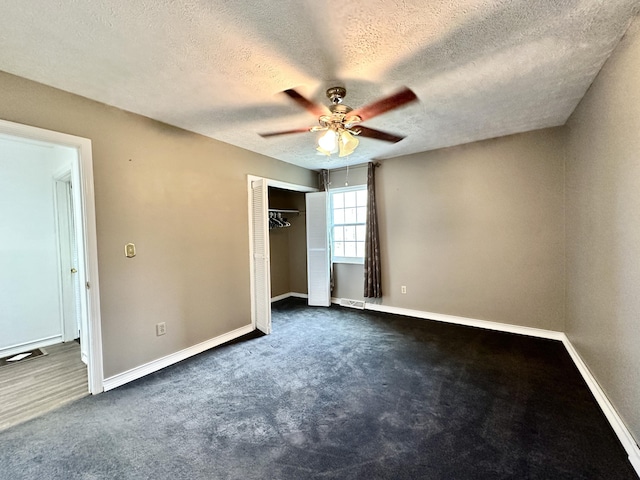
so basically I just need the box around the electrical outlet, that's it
[401,285,407,294]
[156,322,166,336]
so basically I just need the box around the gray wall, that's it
[378,130,566,331]
[333,130,566,332]
[326,166,368,190]
[565,17,640,444]
[269,227,290,298]
[0,71,316,378]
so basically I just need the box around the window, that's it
[330,187,367,264]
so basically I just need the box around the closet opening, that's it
[247,176,316,335]
[268,187,308,303]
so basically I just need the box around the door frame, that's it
[247,175,316,333]
[0,119,104,394]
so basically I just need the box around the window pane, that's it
[357,189,367,206]
[332,188,369,263]
[344,207,357,224]
[344,191,356,207]
[344,225,356,241]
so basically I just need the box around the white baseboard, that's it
[103,324,254,391]
[271,292,291,303]
[561,335,640,475]
[0,335,63,359]
[271,292,308,303]
[359,301,565,341]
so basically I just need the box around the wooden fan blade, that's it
[283,89,327,117]
[354,126,405,143]
[350,87,418,122]
[259,127,313,138]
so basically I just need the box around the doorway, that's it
[0,119,103,394]
[247,175,316,334]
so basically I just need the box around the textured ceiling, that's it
[0,1,638,170]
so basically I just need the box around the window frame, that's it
[329,185,367,265]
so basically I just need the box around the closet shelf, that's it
[268,208,299,214]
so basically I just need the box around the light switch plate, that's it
[125,243,136,258]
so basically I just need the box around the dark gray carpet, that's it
[0,298,636,479]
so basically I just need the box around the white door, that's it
[306,192,331,306]
[251,179,272,334]
[55,178,80,342]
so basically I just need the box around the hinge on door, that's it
[86,281,91,289]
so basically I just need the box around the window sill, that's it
[332,258,364,265]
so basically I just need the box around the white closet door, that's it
[306,192,331,307]
[252,179,272,334]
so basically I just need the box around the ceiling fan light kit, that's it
[316,128,359,157]
[260,86,418,159]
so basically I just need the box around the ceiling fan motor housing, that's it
[326,86,346,105]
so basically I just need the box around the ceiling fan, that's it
[259,86,418,157]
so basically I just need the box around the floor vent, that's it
[339,298,366,310]
[0,348,47,368]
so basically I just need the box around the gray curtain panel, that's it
[318,169,330,191]
[364,162,382,298]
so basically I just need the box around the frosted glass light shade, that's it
[338,130,359,157]
[318,130,337,152]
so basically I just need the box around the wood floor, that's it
[0,342,88,431]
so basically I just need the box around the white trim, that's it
[247,176,257,330]
[257,176,318,193]
[329,186,367,265]
[271,292,309,303]
[332,257,364,265]
[289,292,308,299]
[561,335,640,475]
[0,119,103,395]
[362,302,565,340]
[0,335,63,359]
[103,324,254,391]
[271,292,292,303]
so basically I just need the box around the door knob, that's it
[71,268,78,274]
